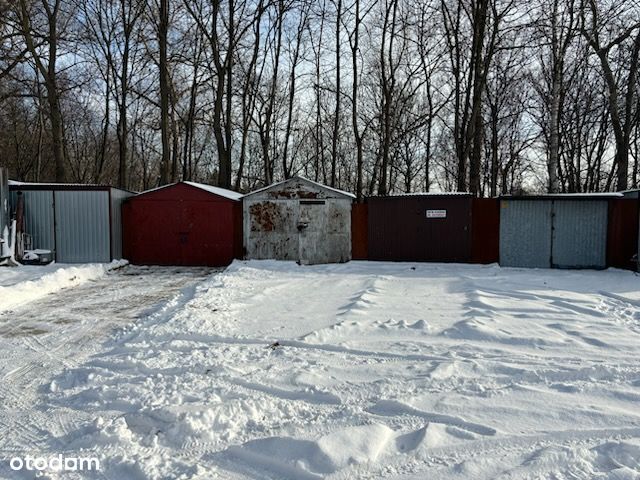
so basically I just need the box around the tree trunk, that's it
[158,0,171,185]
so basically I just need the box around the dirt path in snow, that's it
[0,265,215,463]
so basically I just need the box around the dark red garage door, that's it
[368,195,473,262]
[123,182,241,266]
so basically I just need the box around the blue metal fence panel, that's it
[54,190,110,263]
[552,200,608,269]
[499,200,552,268]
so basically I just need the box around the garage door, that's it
[499,200,552,268]
[55,191,110,263]
[552,200,607,269]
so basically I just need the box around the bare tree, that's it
[580,0,640,191]
[16,0,68,182]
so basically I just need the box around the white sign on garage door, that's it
[426,209,447,218]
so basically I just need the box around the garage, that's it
[499,195,618,269]
[9,183,133,263]
[122,182,242,266]
[367,194,475,263]
[243,176,354,264]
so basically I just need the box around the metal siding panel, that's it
[499,200,552,268]
[109,188,134,260]
[606,199,639,270]
[552,200,608,269]
[351,204,368,260]
[10,190,55,253]
[471,198,500,263]
[368,196,472,262]
[54,191,110,263]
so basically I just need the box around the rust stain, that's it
[267,188,321,199]
[249,201,278,231]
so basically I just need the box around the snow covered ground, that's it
[1,261,640,479]
[0,261,128,314]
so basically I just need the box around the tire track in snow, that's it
[0,266,215,461]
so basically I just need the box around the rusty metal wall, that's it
[368,195,473,262]
[243,177,352,264]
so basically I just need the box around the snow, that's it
[136,181,243,201]
[0,260,127,313]
[183,181,243,200]
[243,175,357,199]
[1,261,640,479]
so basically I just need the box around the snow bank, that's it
[0,260,128,313]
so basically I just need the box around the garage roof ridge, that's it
[133,181,242,201]
[243,175,356,199]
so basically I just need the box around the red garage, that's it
[122,182,242,266]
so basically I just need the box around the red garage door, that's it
[123,183,241,266]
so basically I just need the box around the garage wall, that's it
[552,200,608,269]
[10,190,56,253]
[351,203,368,260]
[110,188,135,260]
[471,198,500,264]
[607,199,639,270]
[500,198,610,269]
[243,177,353,264]
[499,200,552,268]
[123,183,239,266]
[54,190,110,263]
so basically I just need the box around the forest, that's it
[0,0,639,197]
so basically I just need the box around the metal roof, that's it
[183,181,243,200]
[9,181,135,194]
[369,192,472,199]
[134,181,242,201]
[243,175,356,199]
[500,193,623,200]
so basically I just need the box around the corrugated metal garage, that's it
[367,194,473,263]
[499,195,620,269]
[9,183,134,263]
[243,176,354,264]
[122,182,242,266]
